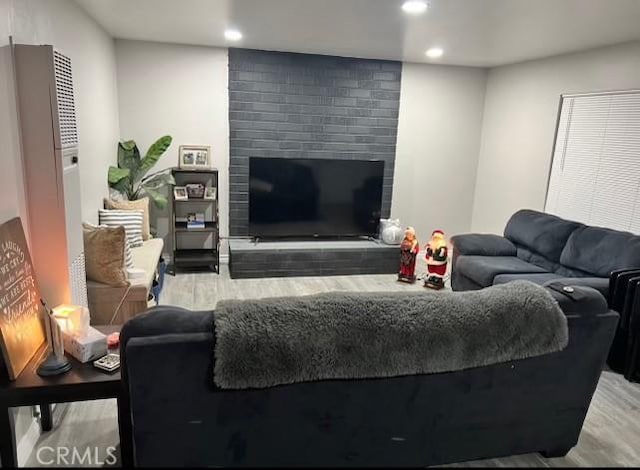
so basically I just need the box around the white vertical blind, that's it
[545,90,640,233]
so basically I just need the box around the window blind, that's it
[545,90,640,233]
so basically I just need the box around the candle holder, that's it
[37,301,71,377]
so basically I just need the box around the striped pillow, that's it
[123,237,134,268]
[99,209,144,248]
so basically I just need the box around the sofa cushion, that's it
[560,226,640,277]
[516,246,561,272]
[493,272,563,286]
[456,255,547,287]
[451,234,516,257]
[554,264,593,278]
[504,209,583,263]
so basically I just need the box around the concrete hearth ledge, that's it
[228,239,400,278]
[229,239,397,251]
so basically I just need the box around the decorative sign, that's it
[0,218,46,379]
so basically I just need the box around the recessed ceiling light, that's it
[224,29,243,41]
[402,0,428,14]
[425,47,444,59]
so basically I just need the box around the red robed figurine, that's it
[398,226,419,283]
[424,229,448,290]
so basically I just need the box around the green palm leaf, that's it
[138,136,173,181]
[142,187,169,209]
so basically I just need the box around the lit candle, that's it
[52,304,83,336]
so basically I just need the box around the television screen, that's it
[249,157,385,239]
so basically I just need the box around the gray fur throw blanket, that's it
[213,280,568,389]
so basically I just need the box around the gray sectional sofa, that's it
[451,209,640,296]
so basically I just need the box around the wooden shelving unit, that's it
[169,168,219,274]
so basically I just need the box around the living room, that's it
[1,0,640,467]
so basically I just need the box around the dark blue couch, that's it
[119,284,617,467]
[451,209,640,296]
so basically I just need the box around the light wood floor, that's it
[26,266,640,467]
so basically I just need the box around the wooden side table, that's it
[0,326,132,467]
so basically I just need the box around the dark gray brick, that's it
[373,71,401,81]
[379,100,400,110]
[335,78,358,88]
[334,97,357,107]
[355,99,380,108]
[348,88,372,98]
[347,108,373,117]
[380,80,402,91]
[377,118,399,127]
[371,108,399,118]
[355,117,378,127]
[357,80,382,90]
[371,90,401,100]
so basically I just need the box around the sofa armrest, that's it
[547,277,610,298]
[544,281,610,317]
[120,306,214,356]
[450,234,517,257]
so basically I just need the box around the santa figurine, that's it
[424,229,449,290]
[398,226,419,283]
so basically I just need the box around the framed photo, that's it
[174,186,188,200]
[179,145,210,169]
[204,187,217,200]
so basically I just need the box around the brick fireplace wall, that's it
[228,48,402,236]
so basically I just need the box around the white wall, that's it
[0,43,27,227]
[472,40,640,234]
[115,39,229,256]
[1,0,120,226]
[0,0,119,463]
[392,62,487,241]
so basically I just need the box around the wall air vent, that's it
[53,50,78,149]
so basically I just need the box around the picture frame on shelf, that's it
[204,187,217,200]
[186,183,205,199]
[179,145,210,170]
[174,186,188,200]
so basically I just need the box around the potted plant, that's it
[107,135,175,208]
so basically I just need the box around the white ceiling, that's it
[76,0,640,67]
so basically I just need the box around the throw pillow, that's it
[82,223,129,287]
[84,222,134,269]
[99,209,144,248]
[104,197,151,241]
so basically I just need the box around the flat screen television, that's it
[249,157,385,239]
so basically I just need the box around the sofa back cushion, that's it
[515,246,561,273]
[504,210,583,263]
[560,226,640,277]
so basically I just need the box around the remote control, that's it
[93,354,120,373]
